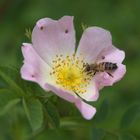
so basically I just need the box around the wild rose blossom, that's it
[21,16,126,120]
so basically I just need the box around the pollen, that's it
[50,54,94,94]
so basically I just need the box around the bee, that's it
[84,62,118,77]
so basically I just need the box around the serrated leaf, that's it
[95,99,109,123]
[0,67,25,97]
[22,98,43,131]
[0,91,20,116]
[90,128,106,140]
[120,104,140,129]
[44,101,60,128]
[119,133,137,140]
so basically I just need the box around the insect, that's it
[84,62,118,77]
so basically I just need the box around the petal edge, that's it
[75,99,96,120]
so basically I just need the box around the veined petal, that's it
[45,83,77,103]
[95,64,126,89]
[76,27,112,63]
[97,45,125,63]
[20,43,52,90]
[75,99,96,120]
[78,79,99,101]
[32,16,76,65]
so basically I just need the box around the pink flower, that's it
[21,16,126,120]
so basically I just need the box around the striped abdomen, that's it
[98,62,118,71]
[84,62,118,73]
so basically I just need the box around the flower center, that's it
[50,54,94,94]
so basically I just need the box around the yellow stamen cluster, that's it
[50,54,94,94]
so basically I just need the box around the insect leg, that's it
[107,72,114,78]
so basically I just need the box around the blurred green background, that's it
[0,0,140,140]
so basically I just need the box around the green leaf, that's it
[0,98,20,116]
[0,66,25,97]
[120,104,140,129]
[60,119,80,129]
[81,22,88,31]
[90,128,106,140]
[0,91,20,116]
[44,101,60,128]
[0,88,11,94]
[102,133,118,140]
[95,99,109,123]
[119,133,137,140]
[22,98,43,131]
[25,28,32,40]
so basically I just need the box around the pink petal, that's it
[21,43,52,90]
[78,79,99,101]
[95,64,126,89]
[45,83,77,103]
[76,27,112,63]
[97,45,125,63]
[45,83,96,120]
[75,99,96,120]
[32,16,76,65]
